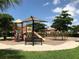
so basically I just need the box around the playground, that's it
[12,16,45,45]
[0,16,79,51]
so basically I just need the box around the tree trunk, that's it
[3,30,7,40]
[61,31,64,40]
[3,36,6,40]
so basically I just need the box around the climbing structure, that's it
[13,16,46,45]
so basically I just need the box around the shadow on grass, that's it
[0,47,79,59]
[0,49,25,59]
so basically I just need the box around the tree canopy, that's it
[51,11,73,32]
[0,0,21,11]
[71,25,79,34]
[0,13,14,39]
[0,13,14,31]
[27,23,46,32]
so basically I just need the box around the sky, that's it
[3,0,79,26]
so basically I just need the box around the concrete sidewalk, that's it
[0,40,79,51]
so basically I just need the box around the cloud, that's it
[53,0,60,5]
[52,3,79,16]
[51,0,79,25]
[63,4,76,16]
[52,7,79,25]
[52,7,62,13]
[72,0,79,5]
[43,2,50,7]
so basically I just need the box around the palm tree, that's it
[0,0,21,11]
[0,0,21,40]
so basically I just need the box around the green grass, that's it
[0,47,79,59]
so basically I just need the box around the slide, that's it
[34,32,45,41]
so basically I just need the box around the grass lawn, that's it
[0,47,79,59]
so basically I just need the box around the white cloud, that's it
[52,0,79,25]
[63,4,76,16]
[72,0,79,5]
[63,3,79,16]
[52,7,62,13]
[52,3,79,16]
[43,2,50,7]
[53,0,60,5]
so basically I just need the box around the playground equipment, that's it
[13,16,46,45]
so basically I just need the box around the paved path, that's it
[0,40,79,51]
[0,37,79,51]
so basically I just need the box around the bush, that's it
[69,33,79,37]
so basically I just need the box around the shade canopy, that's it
[13,19,22,23]
[13,16,47,24]
[23,16,47,23]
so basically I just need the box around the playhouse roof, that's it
[13,19,22,23]
[24,16,47,22]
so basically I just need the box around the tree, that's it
[34,23,46,32]
[0,0,21,11]
[0,13,14,40]
[27,23,46,32]
[71,25,79,34]
[51,11,73,32]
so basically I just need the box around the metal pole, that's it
[31,16,35,46]
[21,22,24,41]
[14,23,17,41]
[15,23,17,41]
[25,25,27,45]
